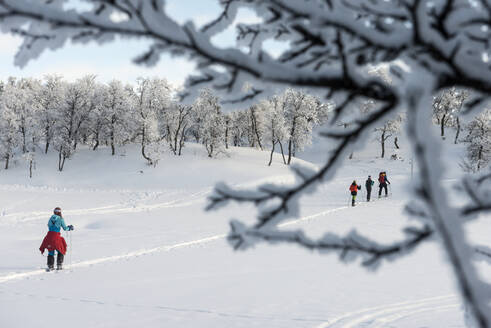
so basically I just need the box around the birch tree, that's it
[433,88,469,139]
[0,79,20,169]
[101,80,133,155]
[260,96,288,166]
[166,103,191,156]
[192,89,226,158]
[54,75,97,171]
[283,89,320,164]
[462,110,491,172]
[37,75,65,154]
[374,115,402,158]
[134,77,172,165]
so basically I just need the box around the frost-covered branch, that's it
[406,90,491,328]
[461,169,491,216]
[475,246,491,266]
[228,221,433,268]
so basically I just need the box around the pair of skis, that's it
[348,194,391,206]
[45,268,63,272]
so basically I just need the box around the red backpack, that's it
[378,173,385,183]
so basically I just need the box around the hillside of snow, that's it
[1,129,489,328]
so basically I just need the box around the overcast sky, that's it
[0,0,270,87]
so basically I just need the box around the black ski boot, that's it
[47,255,55,271]
[352,198,355,207]
[56,253,64,270]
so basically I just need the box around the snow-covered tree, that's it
[192,89,226,158]
[22,151,35,178]
[452,90,470,145]
[223,112,232,149]
[165,103,191,156]
[1,1,491,326]
[37,75,65,154]
[86,82,107,151]
[374,115,403,158]
[15,78,41,154]
[246,104,266,150]
[228,111,249,147]
[134,77,172,165]
[54,75,97,171]
[90,80,133,155]
[0,78,41,159]
[462,110,491,172]
[283,89,320,164]
[0,79,21,169]
[109,81,136,155]
[433,88,468,139]
[260,96,288,166]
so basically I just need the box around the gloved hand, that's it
[67,225,74,231]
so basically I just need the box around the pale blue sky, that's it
[0,0,270,87]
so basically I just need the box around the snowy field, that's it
[1,135,489,328]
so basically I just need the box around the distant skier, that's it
[39,207,74,271]
[378,172,391,198]
[349,180,362,207]
[365,175,374,201]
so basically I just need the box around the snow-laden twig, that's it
[475,246,491,265]
[461,169,491,217]
[228,221,433,268]
[406,88,491,328]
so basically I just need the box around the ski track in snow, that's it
[1,179,432,327]
[1,173,388,224]
[0,203,361,284]
[314,294,460,328]
[0,175,295,223]
[0,188,213,223]
[0,286,327,324]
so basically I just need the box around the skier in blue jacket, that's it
[40,207,74,270]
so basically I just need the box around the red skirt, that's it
[39,231,67,255]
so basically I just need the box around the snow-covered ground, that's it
[1,132,489,328]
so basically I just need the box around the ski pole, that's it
[69,230,72,270]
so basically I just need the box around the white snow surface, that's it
[1,135,489,328]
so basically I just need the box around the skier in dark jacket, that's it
[378,172,391,198]
[349,181,362,207]
[365,176,374,201]
[39,207,74,271]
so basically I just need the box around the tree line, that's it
[0,75,488,176]
[0,76,332,173]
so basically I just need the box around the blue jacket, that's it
[48,215,69,232]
